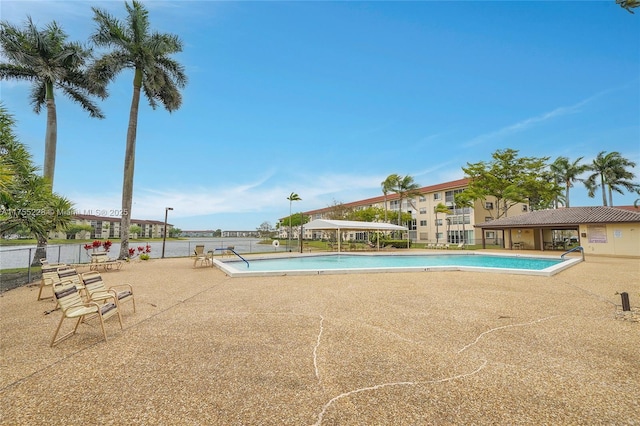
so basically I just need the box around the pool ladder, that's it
[215,247,249,268]
[561,246,584,261]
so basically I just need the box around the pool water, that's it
[215,253,579,277]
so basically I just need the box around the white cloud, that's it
[463,89,617,148]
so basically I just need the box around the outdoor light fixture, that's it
[162,207,174,258]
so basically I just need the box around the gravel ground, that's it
[1,251,638,425]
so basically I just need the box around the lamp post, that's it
[161,207,173,259]
[287,192,301,252]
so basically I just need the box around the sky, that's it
[1,0,639,231]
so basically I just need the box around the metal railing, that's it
[561,246,585,261]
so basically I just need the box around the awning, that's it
[304,219,408,251]
[305,219,408,231]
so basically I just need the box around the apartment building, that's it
[50,214,173,240]
[295,178,528,245]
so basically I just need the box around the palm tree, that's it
[434,202,451,244]
[585,151,639,206]
[550,156,588,208]
[90,1,187,259]
[381,174,399,223]
[617,0,640,14]
[390,175,421,227]
[454,193,474,245]
[0,103,73,264]
[287,192,301,251]
[604,163,639,206]
[0,16,105,187]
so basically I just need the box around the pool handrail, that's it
[215,247,249,268]
[561,246,584,261]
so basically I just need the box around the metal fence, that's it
[0,238,277,292]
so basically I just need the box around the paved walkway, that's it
[1,252,638,425]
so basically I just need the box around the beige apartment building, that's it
[50,214,173,240]
[294,178,529,245]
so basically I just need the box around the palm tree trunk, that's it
[600,174,607,206]
[564,181,570,208]
[118,69,142,260]
[43,83,57,187]
[31,235,48,267]
[608,185,614,207]
[383,194,387,222]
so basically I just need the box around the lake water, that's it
[0,238,271,270]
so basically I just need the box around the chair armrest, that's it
[108,283,133,292]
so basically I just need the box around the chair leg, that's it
[50,316,82,347]
[97,314,108,343]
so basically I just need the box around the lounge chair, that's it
[90,252,123,271]
[81,271,136,313]
[50,280,123,347]
[37,264,66,301]
[192,245,211,267]
[427,243,435,249]
[457,242,465,250]
[57,267,86,296]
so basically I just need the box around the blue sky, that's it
[2,0,639,231]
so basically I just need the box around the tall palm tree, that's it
[550,156,588,208]
[381,174,399,223]
[287,192,301,251]
[454,193,474,245]
[391,175,421,227]
[0,16,105,187]
[434,202,451,244]
[603,163,639,206]
[90,1,187,259]
[585,151,639,206]
[0,103,73,264]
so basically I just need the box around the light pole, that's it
[161,207,173,258]
[287,192,301,252]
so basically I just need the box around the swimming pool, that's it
[212,252,582,277]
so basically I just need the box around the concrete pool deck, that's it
[1,251,638,424]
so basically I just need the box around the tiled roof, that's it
[303,178,470,215]
[476,206,640,228]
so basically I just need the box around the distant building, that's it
[50,214,173,240]
[180,230,218,237]
[221,230,260,238]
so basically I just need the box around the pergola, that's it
[304,219,409,252]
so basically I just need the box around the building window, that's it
[485,217,493,222]
[434,193,441,200]
[445,189,464,203]
[419,208,427,215]
[419,220,427,226]
[522,205,528,212]
[486,231,495,238]
[419,196,426,202]
[435,219,443,226]
[485,201,494,210]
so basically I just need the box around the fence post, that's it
[27,248,33,283]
